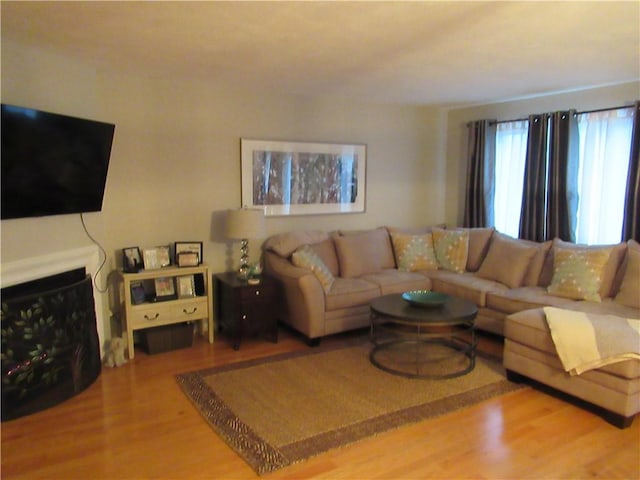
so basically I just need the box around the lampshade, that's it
[225,208,266,240]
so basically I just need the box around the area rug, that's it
[175,343,522,475]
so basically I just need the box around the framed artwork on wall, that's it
[240,139,367,216]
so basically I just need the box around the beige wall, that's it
[445,81,640,225]
[1,40,446,339]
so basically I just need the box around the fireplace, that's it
[1,247,104,421]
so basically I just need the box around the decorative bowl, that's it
[401,290,449,308]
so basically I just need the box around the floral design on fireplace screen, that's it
[241,139,366,216]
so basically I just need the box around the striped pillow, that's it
[292,245,335,293]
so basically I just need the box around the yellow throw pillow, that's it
[291,245,335,293]
[547,246,612,302]
[390,233,438,272]
[432,228,469,273]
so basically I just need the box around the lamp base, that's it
[237,238,250,281]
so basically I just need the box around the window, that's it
[575,107,634,244]
[489,107,634,243]
[494,120,529,237]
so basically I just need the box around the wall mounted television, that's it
[1,104,115,220]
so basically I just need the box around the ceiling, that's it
[2,1,639,107]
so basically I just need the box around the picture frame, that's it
[177,275,196,298]
[142,246,171,270]
[130,281,146,305]
[122,246,143,273]
[177,252,199,267]
[153,277,176,302]
[175,241,203,264]
[241,139,367,216]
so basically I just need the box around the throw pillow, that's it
[432,228,469,273]
[476,233,538,288]
[390,232,438,272]
[615,240,640,309]
[291,245,335,293]
[547,246,613,302]
[550,239,626,297]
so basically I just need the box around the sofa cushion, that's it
[476,232,538,288]
[334,228,395,278]
[325,277,380,311]
[309,238,340,276]
[486,286,577,314]
[522,240,553,287]
[390,232,438,272]
[291,245,335,293]
[422,270,506,307]
[615,240,640,309]
[432,228,469,273]
[563,299,640,320]
[547,246,612,302]
[505,309,640,380]
[361,269,431,296]
[460,227,495,272]
[265,230,329,257]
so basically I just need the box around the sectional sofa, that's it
[263,225,640,427]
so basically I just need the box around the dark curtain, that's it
[622,101,640,242]
[519,114,549,241]
[463,119,496,228]
[546,110,579,242]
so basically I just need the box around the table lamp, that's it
[225,207,266,281]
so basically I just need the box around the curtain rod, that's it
[470,103,635,127]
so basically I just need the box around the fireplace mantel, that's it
[1,245,106,355]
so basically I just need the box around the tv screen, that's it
[1,104,115,220]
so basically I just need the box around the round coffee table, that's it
[369,293,478,379]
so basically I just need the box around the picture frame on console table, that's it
[142,246,171,270]
[122,246,143,273]
[241,139,366,216]
[153,277,177,302]
[175,241,203,265]
[177,275,196,298]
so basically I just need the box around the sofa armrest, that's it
[264,251,327,339]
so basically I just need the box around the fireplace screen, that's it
[1,270,101,421]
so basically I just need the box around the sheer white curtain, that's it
[494,120,529,237]
[576,108,634,244]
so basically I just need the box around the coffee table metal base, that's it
[369,334,476,379]
[368,294,478,379]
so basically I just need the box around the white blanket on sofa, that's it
[543,307,640,376]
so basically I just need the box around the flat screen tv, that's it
[1,104,115,220]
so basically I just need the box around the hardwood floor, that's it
[2,328,638,479]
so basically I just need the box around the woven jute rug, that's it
[176,343,522,475]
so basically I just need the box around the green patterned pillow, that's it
[390,233,438,272]
[547,246,612,302]
[432,228,469,273]
[291,245,335,293]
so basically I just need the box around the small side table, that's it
[213,272,280,350]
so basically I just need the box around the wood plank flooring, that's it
[2,328,639,479]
